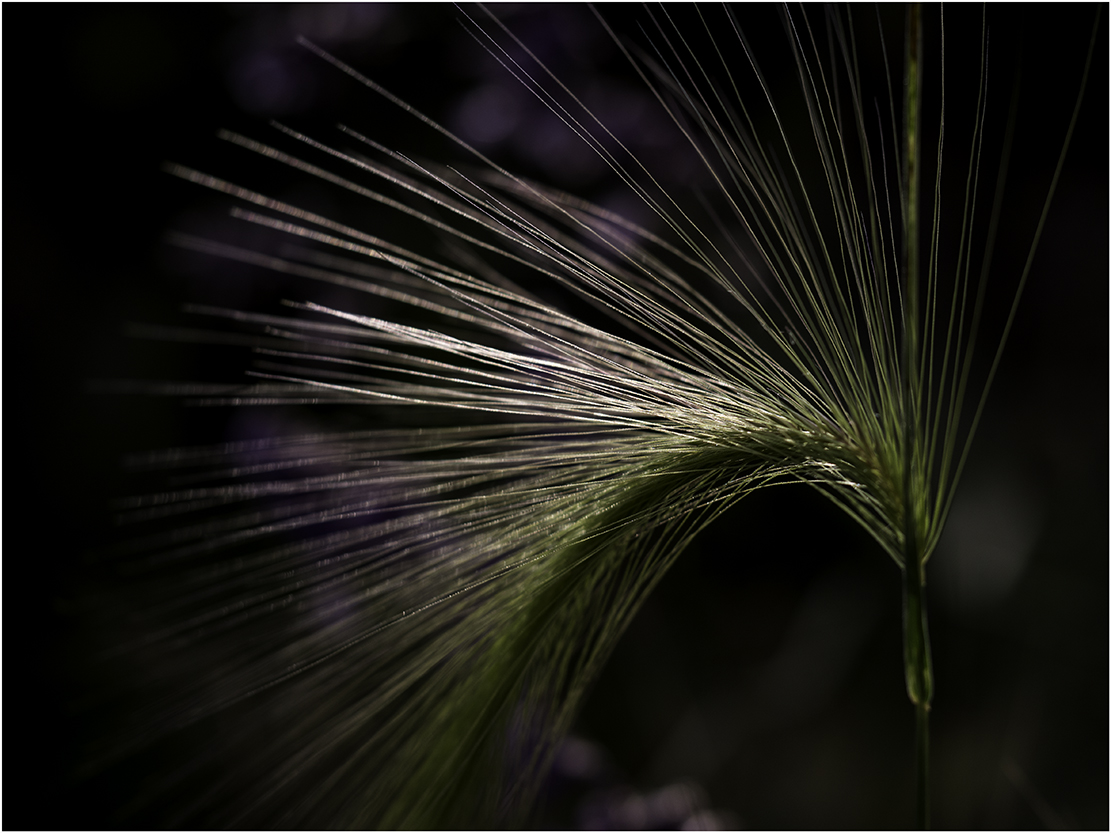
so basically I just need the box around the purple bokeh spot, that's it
[231,51,317,115]
[452,85,524,147]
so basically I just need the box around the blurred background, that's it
[5,4,1106,829]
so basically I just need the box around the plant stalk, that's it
[915,697,930,829]
[902,4,933,829]
[903,557,933,828]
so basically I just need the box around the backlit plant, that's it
[80,5,1098,828]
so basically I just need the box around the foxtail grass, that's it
[81,5,1098,828]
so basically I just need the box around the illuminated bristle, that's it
[75,5,1098,828]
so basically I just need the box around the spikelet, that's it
[78,5,1096,827]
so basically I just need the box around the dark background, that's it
[5,4,1107,829]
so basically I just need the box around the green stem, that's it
[903,4,922,353]
[902,5,932,829]
[903,559,933,828]
[916,699,930,829]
